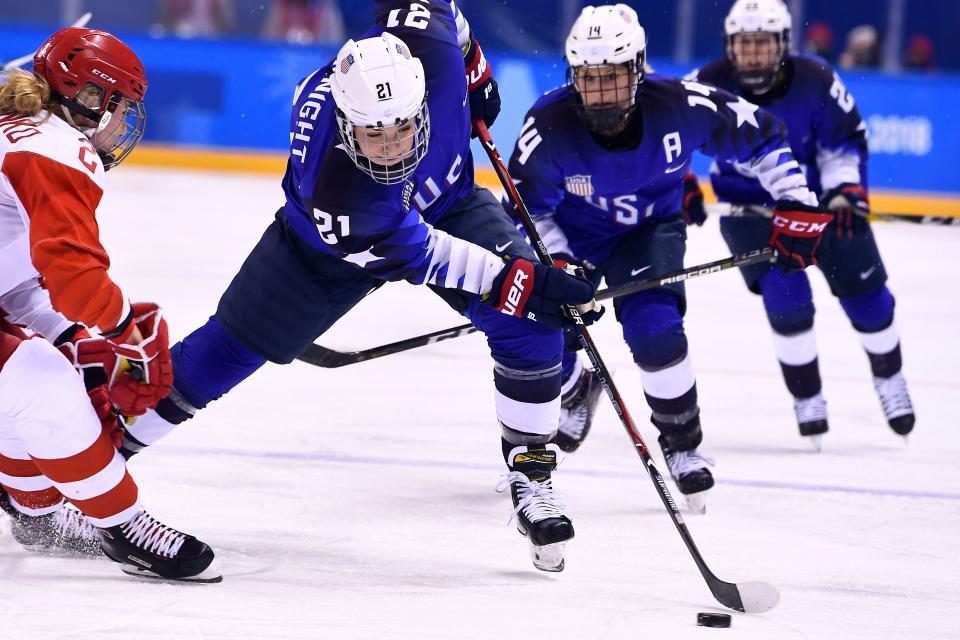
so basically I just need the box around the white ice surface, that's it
[1,167,958,639]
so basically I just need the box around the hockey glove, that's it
[821,183,869,239]
[681,171,707,227]
[105,303,174,416]
[464,37,500,136]
[769,201,833,273]
[54,325,125,449]
[484,257,602,330]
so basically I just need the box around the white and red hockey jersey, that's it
[0,110,130,335]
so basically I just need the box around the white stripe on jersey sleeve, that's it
[735,147,818,206]
[423,225,504,295]
[450,1,471,51]
[816,146,862,192]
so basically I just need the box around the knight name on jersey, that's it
[290,73,333,164]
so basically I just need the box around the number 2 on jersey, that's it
[386,2,432,30]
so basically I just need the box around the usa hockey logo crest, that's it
[565,174,594,197]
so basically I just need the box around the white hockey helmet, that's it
[330,32,429,185]
[564,4,647,132]
[724,0,792,93]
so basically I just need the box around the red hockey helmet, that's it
[33,27,147,170]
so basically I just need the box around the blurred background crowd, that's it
[1,0,956,72]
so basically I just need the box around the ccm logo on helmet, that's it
[92,69,117,84]
[500,269,529,316]
[772,214,828,235]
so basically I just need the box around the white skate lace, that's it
[874,373,913,419]
[121,511,187,558]
[794,393,828,424]
[53,506,100,542]
[664,448,716,480]
[496,471,566,524]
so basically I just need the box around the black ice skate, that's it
[554,365,603,453]
[497,447,574,572]
[99,510,222,583]
[874,372,915,437]
[658,436,715,514]
[794,393,829,451]
[0,488,102,557]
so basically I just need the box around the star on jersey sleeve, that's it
[679,79,817,205]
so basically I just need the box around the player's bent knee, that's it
[839,285,895,333]
[759,268,815,335]
[620,292,687,368]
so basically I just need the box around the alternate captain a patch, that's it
[564,174,594,197]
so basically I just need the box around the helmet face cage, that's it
[336,99,430,185]
[63,82,147,170]
[725,29,789,93]
[567,49,646,133]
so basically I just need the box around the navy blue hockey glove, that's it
[484,257,602,330]
[821,183,869,239]
[769,201,834,273]
[464,37,500,136]
[681,171,707,227]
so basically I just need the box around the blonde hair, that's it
[0,69,56,121]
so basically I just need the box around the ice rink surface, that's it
[2,167,958,639]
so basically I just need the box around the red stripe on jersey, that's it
[1,150,127,333]
[31,431,116,484]
[0,451,43,477]
[69,470,138,519]
[3,486,63,510]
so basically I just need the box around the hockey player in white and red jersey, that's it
[0,27,220,582]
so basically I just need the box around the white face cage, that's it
[335,99,430,185]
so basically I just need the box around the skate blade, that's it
[120,561,223,584]
[683,492,708,515]
[804,434,824,452]
[529,541,566,572]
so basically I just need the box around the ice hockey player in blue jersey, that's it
[118,1,602,572]
[507,4,833,508]
[687,0,915,447]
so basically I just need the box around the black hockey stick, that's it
[295,248,772,368]
[476,120,778,614]
[708,202,960,226]
[0,12,92,72]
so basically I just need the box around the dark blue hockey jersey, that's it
[692,55,868,207]
[280,1,502,293]
[508,76,817,265]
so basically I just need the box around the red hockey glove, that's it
[681,171,707,226]
[105,303,174,416]
[769,201,834,272]
[54,325,125,449]
[86,384,125,449]
[464,37,500,136]
[821,183,869,239]
[484,257,602,330]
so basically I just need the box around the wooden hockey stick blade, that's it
[0,12,92,71]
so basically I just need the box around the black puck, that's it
[697,612,732,628]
